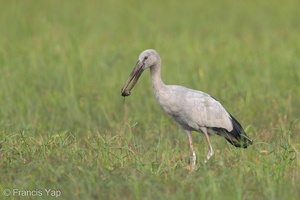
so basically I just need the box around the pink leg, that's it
[185,130,197,170]
[202,128,214,162]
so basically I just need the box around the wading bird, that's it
[121,49,252,170]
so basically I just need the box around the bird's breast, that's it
[153,89,180,115]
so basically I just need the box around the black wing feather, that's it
[212,114,253,148]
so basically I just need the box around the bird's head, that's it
[121,49,160,97]
[138,49,160,69]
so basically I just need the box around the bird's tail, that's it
[223,114,253,148]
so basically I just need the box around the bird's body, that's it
[121,49,252,170]
[153,84,232,132]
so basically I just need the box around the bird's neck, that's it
[150,62,165,93]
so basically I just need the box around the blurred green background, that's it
[0,0,299,199]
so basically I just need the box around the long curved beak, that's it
[121,61,145,96]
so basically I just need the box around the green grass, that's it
[0,0,299,199]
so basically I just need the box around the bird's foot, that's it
[186,164,198,171]
[187,152,197,170]
[204,149,214,163]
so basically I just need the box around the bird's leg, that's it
[203,128,214,163]
[185,130,197,170]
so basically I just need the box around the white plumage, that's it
[121,49,252,170]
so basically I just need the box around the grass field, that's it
[0,0,299,199]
